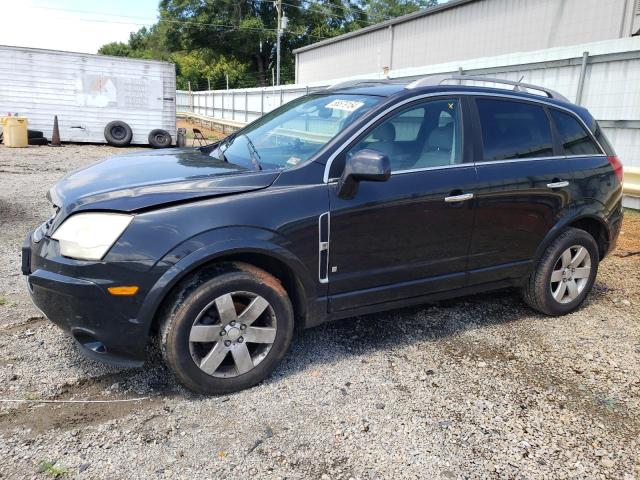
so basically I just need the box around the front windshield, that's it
[213,93,383,170]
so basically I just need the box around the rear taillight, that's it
[607,156,623,184]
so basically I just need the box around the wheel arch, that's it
[534,209,611,267]
[567,216,609,260]
[143,242,314,339]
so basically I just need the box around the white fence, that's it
[176,85,327,124]
[177,37,640,169]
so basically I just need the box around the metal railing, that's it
[176,85,327,124]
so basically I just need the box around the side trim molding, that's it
[318,212,330,283]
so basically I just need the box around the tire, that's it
[27,129,44,139]
[148,129,172,148]
[104,121,133,147]
[28,137,48,146]
[522,227,599,316]
[159,262,294,395]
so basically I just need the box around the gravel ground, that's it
[0,144,639,480]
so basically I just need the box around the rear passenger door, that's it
[467,97,593,285]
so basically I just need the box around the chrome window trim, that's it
[473,154,606,167]
[322,91,605,183]
[325,153,607,182]
[390,163,470,176]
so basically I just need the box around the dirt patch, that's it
[0,398,156,437]
[0,316,46,335]
[615,208,640,257]
[177,119,225,146]
[0,371,165,437]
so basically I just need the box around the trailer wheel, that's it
[104,121,133,147]
[148,129,172,148]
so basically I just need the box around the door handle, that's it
[444,193,474,203]
[547,181,569,189]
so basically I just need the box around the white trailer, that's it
[0,45,176,145]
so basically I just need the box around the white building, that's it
[294,0,640,84]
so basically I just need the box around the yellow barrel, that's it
[0,117,28,148]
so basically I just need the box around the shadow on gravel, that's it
[275,287,532,379]
[44,288,528,401]
[44,286,608,400]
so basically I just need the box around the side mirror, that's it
[337,149,391,199]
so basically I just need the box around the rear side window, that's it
[477,99,553,161]
[593,123,616,156]
[550,110,601,156]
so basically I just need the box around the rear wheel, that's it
[159,263,294,394]
[522,227,599,316]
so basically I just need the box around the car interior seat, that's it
[416,123,455,167]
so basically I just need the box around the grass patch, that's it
[0,297,7,306]
[38,460,69,478]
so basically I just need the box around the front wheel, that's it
[522,227,599,316]
[160,263,294,394]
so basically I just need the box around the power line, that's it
[25,5,332,39]
[265,0,384,27]
[299,0,395,23]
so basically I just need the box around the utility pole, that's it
[275,0,282,86]
[207,77,211,91]
[225,73,229,90]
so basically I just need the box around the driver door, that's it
[326,97,478,312]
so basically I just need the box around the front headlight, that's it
[51,212,133,260]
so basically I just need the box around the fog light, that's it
[74,331,106,354]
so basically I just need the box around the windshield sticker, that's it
[325,99,365,112]
[286,156,302,166]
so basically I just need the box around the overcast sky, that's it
[0,0,159,54]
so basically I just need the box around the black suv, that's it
[23,76,623,394]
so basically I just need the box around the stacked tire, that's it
[27,130,47,146]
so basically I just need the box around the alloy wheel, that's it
[188,291,277,377]
[550,245,592,304]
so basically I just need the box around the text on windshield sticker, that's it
[325,99,365,112]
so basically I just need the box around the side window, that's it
[477,99,553,161]
[550,110,601,156]
[343,98,462,173]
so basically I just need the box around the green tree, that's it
[365,0,438,21]
[98,0,438,88]
[98,42,132,57]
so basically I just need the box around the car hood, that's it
[49,148,279,221]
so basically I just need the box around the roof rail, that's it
[327,78,394,90]
[406,74,569,102]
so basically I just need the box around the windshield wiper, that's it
[243,134,263,171]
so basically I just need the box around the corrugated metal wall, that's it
[0,46,176,144]
[296,0,637,83]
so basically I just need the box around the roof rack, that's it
[405,74,569,102]
[327,78,394,90]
